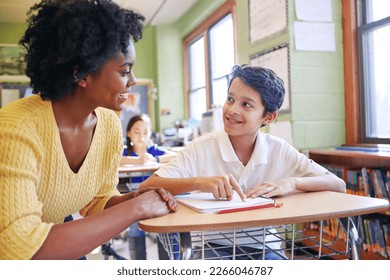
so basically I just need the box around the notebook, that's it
[176,191,277,214]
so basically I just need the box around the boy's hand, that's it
[245,178,296,198]
[198,174,246,202]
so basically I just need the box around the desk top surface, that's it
[139,191,389,233]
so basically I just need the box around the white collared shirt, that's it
[156,130,329,249]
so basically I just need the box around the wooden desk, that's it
[139,191,389,260]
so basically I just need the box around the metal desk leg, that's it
[338,217,361,260]
[179,232,193,260]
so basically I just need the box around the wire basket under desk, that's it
[157,217,360,260]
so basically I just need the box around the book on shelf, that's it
[361,167,372,197]
[347,166,389,199]
[381,170,390,199]
[175,191,279,214]
[371,169,388,199]
[358,214,390,258]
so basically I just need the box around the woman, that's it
[0,0,177,260]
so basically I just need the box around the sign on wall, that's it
[250,44,290,113]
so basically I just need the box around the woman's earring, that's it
[79,80,87,87]
[74,74,87,88]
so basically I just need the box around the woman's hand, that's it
[196,174,246,201]
[134,187,178,213]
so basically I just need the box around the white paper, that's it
[1,89,20,107]
[269,121,293,145]
[295,0,332,22]
[294,21,336,51]
[176,191,274,213]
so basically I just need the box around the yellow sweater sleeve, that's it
[0,112,52,259]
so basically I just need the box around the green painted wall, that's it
[0,23,27,43]
[289,0,345,149]
[133,27,157,80]
[154,24,185,132]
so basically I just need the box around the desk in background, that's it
[139,191,389,260]
[118,163,161,193]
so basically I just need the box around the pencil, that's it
[217,202,283,214]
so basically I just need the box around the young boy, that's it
[140,65,346,260]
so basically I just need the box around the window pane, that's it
[363,24,390,138]
[189,37,205,90]
[211,76,229,107]
[209,14,234,110]
[209,14,234,79]
[189,88,207,121]
[366,0,390,23]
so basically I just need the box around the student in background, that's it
[140,64,346,260]
[121,114,176,165]
[0,0,177,260]
[121,114,176,260]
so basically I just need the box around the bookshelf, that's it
[308,148,390,259]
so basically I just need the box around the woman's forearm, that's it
[31,197,143,260]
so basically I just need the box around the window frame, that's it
[343,0,390,145]
[183,0,237,119]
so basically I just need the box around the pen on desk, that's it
[217,202,283,214]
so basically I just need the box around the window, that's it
[184,1,236,121]
[357,0,390,143]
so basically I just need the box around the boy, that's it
[140,65,346,260]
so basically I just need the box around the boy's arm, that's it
[140,173,246,201]
[293,173,346,193]
[245,173,346,199]
[139,173,199,195]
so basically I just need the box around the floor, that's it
[86,232,159,260]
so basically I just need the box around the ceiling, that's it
[0,0,199,26]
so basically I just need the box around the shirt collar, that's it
[218,130,269,165]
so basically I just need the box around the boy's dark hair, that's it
[19,0,145,100]
[228,65,285,115]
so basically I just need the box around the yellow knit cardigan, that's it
[0,95,123,259]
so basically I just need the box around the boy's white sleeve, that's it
[155,142,199,178]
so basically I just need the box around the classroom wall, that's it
[288,0,345,150]
[0,23,26,43]
[0,0,346,150]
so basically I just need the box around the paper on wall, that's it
[294,21,336,52]
[295,0,332,22]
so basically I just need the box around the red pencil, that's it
[217,202,283,214]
